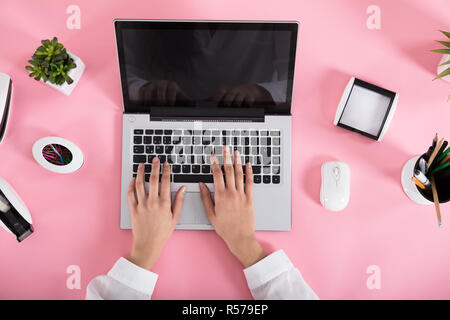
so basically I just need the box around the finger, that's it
[199,182,215,223]
[149,156,160,200]
[210,86,228,103]
[244,162,254,201]
[223,90,238,107]
[144,83,155,105]
[157,80,168,105]
[245,95,255,107]
[223,145,235,190]
[172,83,192,105]
[234,150,244,192]
[127,178,138,210]
[135,163,147,202]
[210,153,225,191]
[233,93,245,107]
[167,82,177,106]
[172,185,186,224]
[159,161,171,201]
[176,89,192,104]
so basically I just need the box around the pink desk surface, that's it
[0,0,450,300]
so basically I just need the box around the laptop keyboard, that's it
[132,129,281,184]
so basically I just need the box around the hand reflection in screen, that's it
[208,83,274,107]
[138,80,193,106]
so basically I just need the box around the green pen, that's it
[437,147,450,162]
[432,160,450,174]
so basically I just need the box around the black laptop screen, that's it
[115,20,298,116]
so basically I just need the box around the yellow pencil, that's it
[412,177,426,190]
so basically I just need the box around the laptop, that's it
[114,20,298,231]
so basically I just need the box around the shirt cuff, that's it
[107,257,158,296]
[243,250,293,290]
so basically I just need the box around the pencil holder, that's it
[401,155,450,205]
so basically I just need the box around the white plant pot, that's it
[437,54,450,83]
[42,51,85,96]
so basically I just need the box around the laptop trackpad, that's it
[171,192,212,225]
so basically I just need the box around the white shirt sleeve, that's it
[243,250,319,300]
[85,257,158,300]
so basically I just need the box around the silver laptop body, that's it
[114,20,299,231]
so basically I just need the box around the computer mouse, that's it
[0,177,34,242]
[320,161,350,211]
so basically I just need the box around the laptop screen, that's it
[115,20,298,116]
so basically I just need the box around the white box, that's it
[334,77,398,141]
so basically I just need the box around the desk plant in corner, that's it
[431,30,450,99]
[25,37,85,96]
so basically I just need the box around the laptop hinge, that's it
[149,106,265,122]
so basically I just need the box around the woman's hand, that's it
[199,146,267,268]
[127,158,186,270]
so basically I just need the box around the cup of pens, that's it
[401,134,450,227]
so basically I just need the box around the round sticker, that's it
[32,137,84,174]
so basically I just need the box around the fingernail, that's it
[181,185,186,193]
[235,151,241,164]
[153,157,159,163]
[199,182,204,190]
[211,154,217,164]
[164,161,169,167]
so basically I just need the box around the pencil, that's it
[430,176,442,227]
[427,138,445,168]
[412,177,426,190]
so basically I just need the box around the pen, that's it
[432,160,450,174]
[414,169,431,188]
[439,153,450,165]
[437,147,450,163]
[419,157,427,174]
[427,139,445,169]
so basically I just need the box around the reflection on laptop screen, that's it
[115,21,298,115]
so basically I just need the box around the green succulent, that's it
[25,37,76,85]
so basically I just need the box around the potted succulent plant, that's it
[25,37,85,96]
[431,30,450,96]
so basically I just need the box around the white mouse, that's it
[320,161,350,211]
[0,177,34,242]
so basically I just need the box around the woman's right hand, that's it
[199,146,267,268]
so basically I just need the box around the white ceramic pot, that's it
[401,156,433,205]
[437,54,450,83]
[43,51,85,96]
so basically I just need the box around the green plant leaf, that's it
[436,40,450,48]
[431,49,450,54]
[27,36,77,86]
[440,59,450,66]
[434,67,450,80]
[440,30,450,39]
